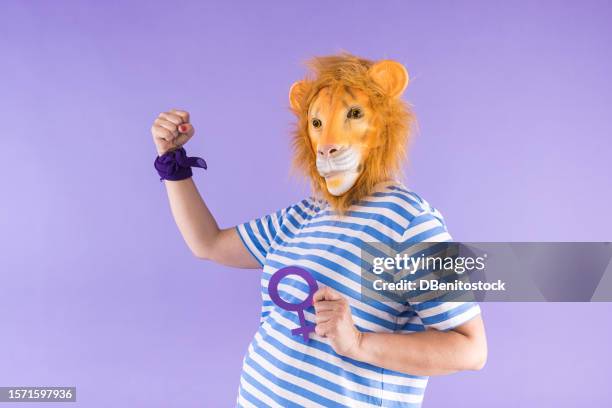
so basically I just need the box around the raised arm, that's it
[151,109,260,269]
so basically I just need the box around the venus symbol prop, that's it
[268,266,318,343]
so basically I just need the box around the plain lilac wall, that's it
[1,1,611,407]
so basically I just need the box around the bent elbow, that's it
[192,250,210,261]
[190,244,212,261]
[469,346,488,371]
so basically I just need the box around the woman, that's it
[151,53,487,407]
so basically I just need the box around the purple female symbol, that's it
[268,266,319,343]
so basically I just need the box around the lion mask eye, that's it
[347,107,363,119]
[312,118,322,128]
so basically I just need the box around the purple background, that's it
[1,1,611,407]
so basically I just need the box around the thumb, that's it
[178,123,195,137]
[314,286,342,302]
[173,123,193,148]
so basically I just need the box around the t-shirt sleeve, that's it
[402,210,481,331]
[236,209,284,266]
[235,199,313,266]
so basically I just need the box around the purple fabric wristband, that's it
[154,147,207,181]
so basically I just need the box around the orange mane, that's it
[290,52,415,213]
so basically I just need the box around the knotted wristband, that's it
[154,147,207,181]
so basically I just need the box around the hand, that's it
[151,109,195,156]
[313,286,362,358]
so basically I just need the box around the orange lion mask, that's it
[289,53,415,213]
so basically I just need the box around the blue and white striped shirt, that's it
[236,181,481,407]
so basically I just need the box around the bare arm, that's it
[152,109,259,269]
[164,178,259,268]
[314,286,487,376]
[349,316,487,376]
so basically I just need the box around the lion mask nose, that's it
[317,144,346,159]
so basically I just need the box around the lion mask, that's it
[289,53,414,213]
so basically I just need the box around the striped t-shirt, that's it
[235,181,481,408]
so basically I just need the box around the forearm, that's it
[164,178,220,258]
[163,178,259,268]
[347,322,487,376]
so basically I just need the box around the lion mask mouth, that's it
[315,146,362,196]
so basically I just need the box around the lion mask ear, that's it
[289,80,310,113]
[368,60,409,98]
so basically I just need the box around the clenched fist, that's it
[314,286,362,358]
[151,109,195,156]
